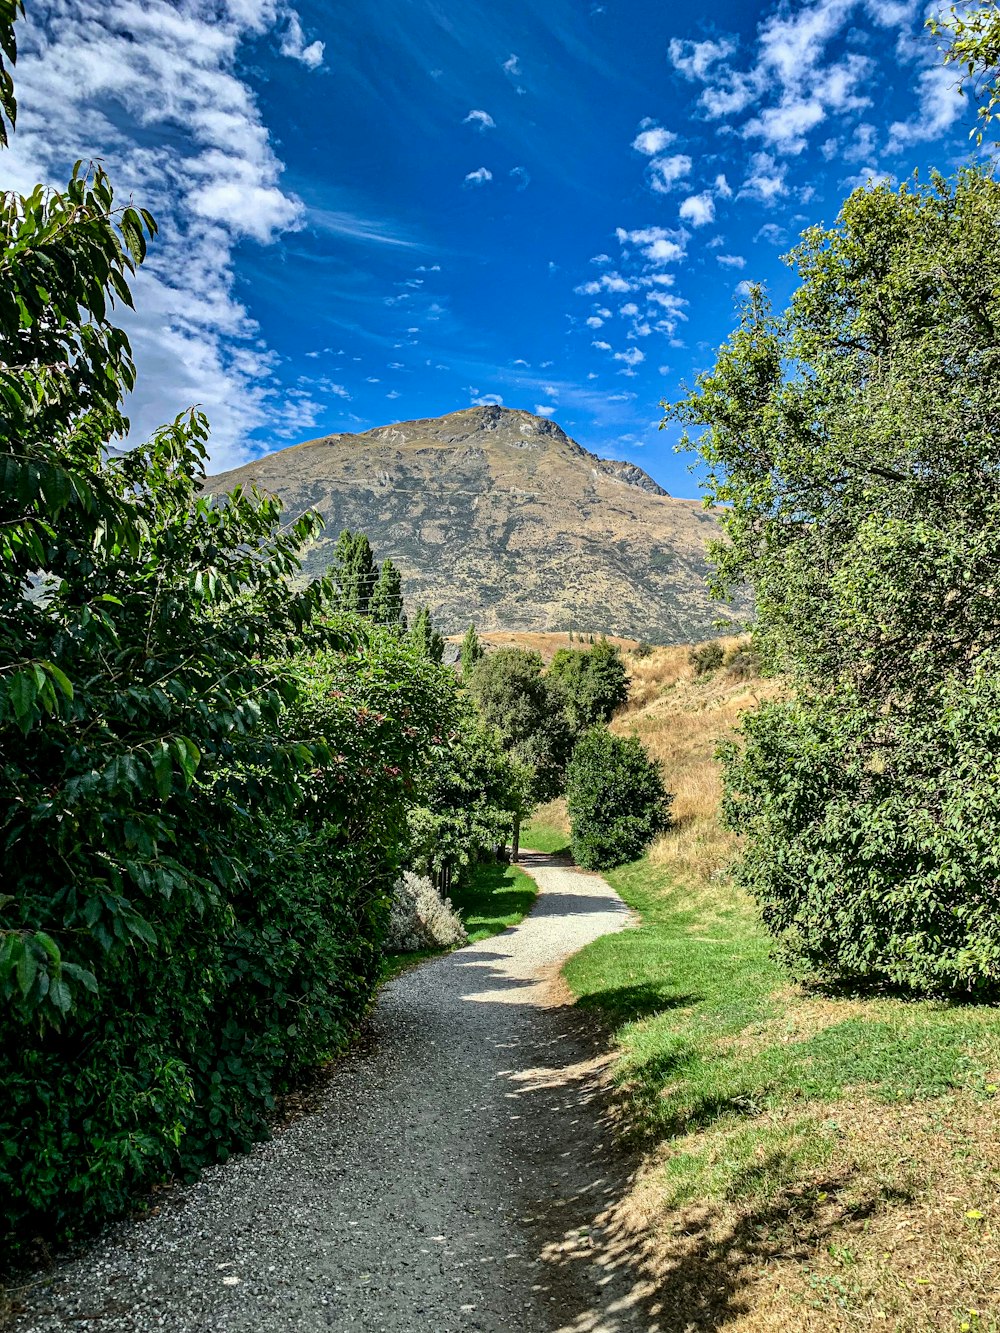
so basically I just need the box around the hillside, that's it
[204,406,746,642]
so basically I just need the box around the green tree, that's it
[368,556,406,627]
[0,12,455,1255]
[410,604,445,663]
[929,2,1000,141]
[407,710,533,880]
[565,728,671,870]
[467,648,573,800]
[671,169,1000,995]
[332,529,376,614]
[460,623,484,680]
[547,638,629,734]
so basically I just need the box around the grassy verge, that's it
[522,798,572,856]
[563,857,1000,1331]
[381,859,537,979]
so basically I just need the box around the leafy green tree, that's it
[410,604,445,662]
[672,169,1000,995]
[467,647,573,800]
[0,14,457,1255]
[929,2,1000,140]
[368,556,406,628]
[460,623,484,679]
[331,529,376,614]
[407,709,533,880]
[565,728,671,870]
[547,638,629,734]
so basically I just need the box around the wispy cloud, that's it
[4,0,328,469]
[464,166,493,186]
[464,108,496,129]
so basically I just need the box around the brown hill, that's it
[203,405,745,642]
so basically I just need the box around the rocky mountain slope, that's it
[203,406,745,642]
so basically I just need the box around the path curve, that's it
[10,854,653,1333]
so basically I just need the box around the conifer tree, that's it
[460,623,483,679]
[369,558,406,628]
[410,605,445,663]
[332,530,376,614]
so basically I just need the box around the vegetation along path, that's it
[11,854,662,1333]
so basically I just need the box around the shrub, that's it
[724,642,760,680]
[565,728,672,870]
[386,872,469,953]
[723,678,1000,996]
[689,640,725,675]
[633,641,654,659]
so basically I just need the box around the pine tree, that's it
[460,623,483,679]
[410,605,445,663]
[369,558,405,627]
[332,530,376,614]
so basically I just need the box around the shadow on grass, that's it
[574,982,702,1024]
[451,858,537,942]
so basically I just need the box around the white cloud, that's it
[842,165,895,189]
[615,226,687,265]
[668,37,737,81]
[280,11,324,68]
[535,403,557,416]
[740,151,787,202]
[2,0,325,470]
[464,108,495,129]
[585,315,604,328]
[619,302,640,317]
[632,124,677,155]
[742,97,826,154]
[887,63,965,150]
[387,389,401,399]
[590,252,611,264]
[679,191,715,226]
[716,253,747,268]
[715,173,733,198]
[464,166,493,185]
[510,165,530,189]
[613,346,645,367]
[648,153,692,193]
[473,393,504,405]
[592,340,613,351]
[503,54,521,75]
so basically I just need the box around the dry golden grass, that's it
[599,1096,1000,1333]
[610,637,780,885]
[446,629,640,664]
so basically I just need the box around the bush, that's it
[565,728,672,870]
[386,872,469,953]
[633,641,654,659]
[689,640,725,675]
[724,642,760,680]
[723,678,1000,996]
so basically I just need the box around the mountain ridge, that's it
[204,406,745,642]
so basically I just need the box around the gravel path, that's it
[9,854,660,1333]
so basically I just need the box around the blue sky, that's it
[5,0,989,494]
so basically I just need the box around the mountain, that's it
[203,405,745,642]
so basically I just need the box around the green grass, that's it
[452,858,537,942]
[520,818,571,856]
[380,859,537,979]
[563,857,1000,1204]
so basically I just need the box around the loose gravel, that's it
[9,853,658,1333]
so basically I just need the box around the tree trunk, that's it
[511,814,520,864]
